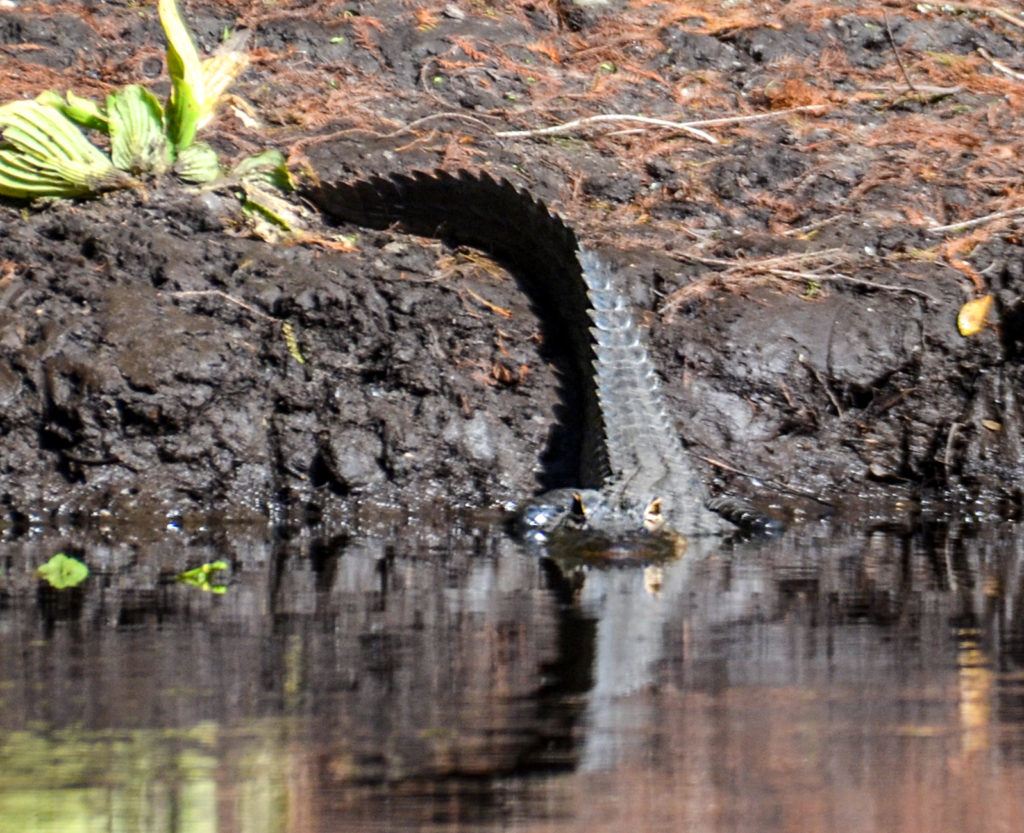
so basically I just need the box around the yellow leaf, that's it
[199,52,249,128]
[957,294,992,337]
[282,322,305,364]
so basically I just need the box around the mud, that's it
[3,0,1024,530]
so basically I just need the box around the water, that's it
[2,518,1024,832]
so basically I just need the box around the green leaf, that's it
[37,553,89,589]
[2,102,84,162]
[159,0,204,150]
[107,84,172,175]
[0,101,129,198]
[174,140,221,183]
[37,89,109,133]
[177,560,229,593]
[232,149,293,190]
[24,102,110,166]
[0,150,86,198]
[65,90,109,131]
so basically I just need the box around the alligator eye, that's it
[643,498,665,532]
[571,492,587,519]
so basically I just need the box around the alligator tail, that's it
[303,169,610,487]
[303,168,769,536]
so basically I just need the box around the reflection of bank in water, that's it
[0,722,286,833]
[3,522,1024,831]
[0,530,579,831]
[559,524,1024,789]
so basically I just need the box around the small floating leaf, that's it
[957,294,992,337]
[177,560,229,593]
[37,553,89,589]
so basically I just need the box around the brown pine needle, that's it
[464,286,512,318]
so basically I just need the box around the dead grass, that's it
[4,0,1024,294]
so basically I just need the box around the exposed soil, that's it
[4,0,1024,531]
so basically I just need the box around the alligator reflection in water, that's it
[2,521,1024,831]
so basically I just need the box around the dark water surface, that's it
[2,518,1024,832]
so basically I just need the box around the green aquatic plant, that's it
[177,561,229,594]
[0,99,130,198]
[0,0,282,200]
[37,553,89,590]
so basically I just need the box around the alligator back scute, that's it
[576,249,731,532]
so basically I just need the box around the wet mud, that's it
[3,1,1024,530]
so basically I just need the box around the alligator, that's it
[303,169,776,543]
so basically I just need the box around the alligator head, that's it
[517,487,692,561]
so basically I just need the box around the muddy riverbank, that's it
[3,1,1024,530]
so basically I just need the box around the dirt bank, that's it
[3,0,1024,531]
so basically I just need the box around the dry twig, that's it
[977,46,1024,82]
[167,290,276,322]
[765,268,938,303]
[922,2,1024,30]
[661,248,936,317]
[497,113,717,143]
[927,204,1024,234]
[495,105,827,143]
[883,10,916,91]
[799,353,844,418]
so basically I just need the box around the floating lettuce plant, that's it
[37,553,90,590]
[0,0,287,200]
